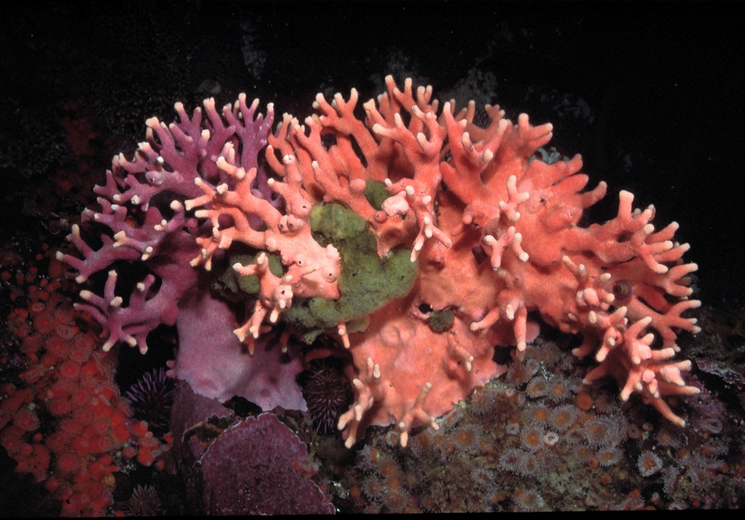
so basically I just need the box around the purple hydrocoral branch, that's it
[60,95,300,412]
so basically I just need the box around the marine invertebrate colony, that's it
[58,76,701,448]
[0,264,164,516]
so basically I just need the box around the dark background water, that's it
[1,0,742,306]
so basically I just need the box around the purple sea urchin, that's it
[124,367,174,435]
[299,358,353,434]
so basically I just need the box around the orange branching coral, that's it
[185,76,699,445]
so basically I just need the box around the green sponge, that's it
[284,202,418,342]
[217,251,284,295]
[218,202,418,344]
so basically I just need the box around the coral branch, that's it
[60,76,701,445]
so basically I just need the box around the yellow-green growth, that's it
[364,179,390,210]
[216,251,284,295]
[428,309,454,333]
[284,202,418,343]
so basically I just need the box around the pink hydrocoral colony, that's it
[60,76,701,449]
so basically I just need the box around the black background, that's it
[1,1,742,306]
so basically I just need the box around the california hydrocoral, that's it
[59,76,701,448]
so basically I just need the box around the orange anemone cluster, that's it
[1,251,166,516]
